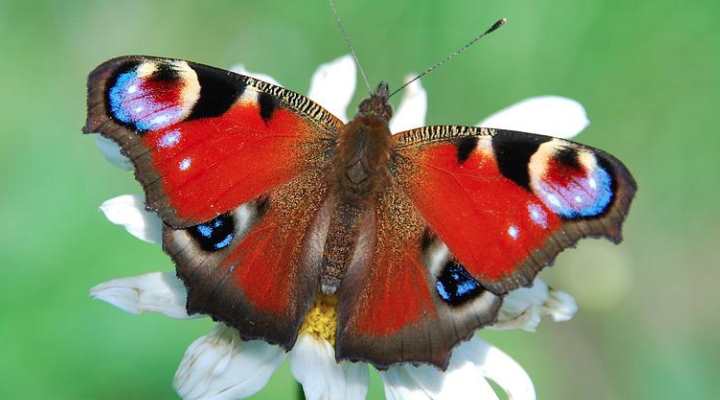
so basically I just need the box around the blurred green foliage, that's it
[1,0,718,398]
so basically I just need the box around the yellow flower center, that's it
[299,294,338,345]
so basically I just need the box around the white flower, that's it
[93,55,588,399]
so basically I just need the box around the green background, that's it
[1,0,718,398]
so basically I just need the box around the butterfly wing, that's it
[335,125,635,369]
[84,55,340,227]
[392,126,636,294]
[84,56,339,348]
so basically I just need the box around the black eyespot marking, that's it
[555,146,581,169]
[435,260,484,306]
[108,61,141,87]
[456,136,478,164]
[258,92,277,122]
[154,62,179,81]
[492,133,551,190]
[188,63,246,120]
[188,214,236,252]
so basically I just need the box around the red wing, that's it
[335,187,501,369]
[335,124,636,370]
[393,126,636,294]
[163,170,330,348]
[84,55,340,227]
[84,56,341,348]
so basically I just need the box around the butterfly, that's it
[84,55,636,370]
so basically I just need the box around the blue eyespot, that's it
[537,164,613,219]
[107,64,186,132]
[188,214,235,252]
[435,261,483,306]
[108,71,138,124]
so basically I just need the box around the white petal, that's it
[478,96,589,139]
[382,367,436,400]
[389,75,427,133]
[383,338,535,400]
[543,288,578,322]
[460,338,536,400]
[381,341,503,400]
[490,306,543,332]
[174,325,285,400]
[100,194,162,244]
[492,279,578,331]
[307,55,356,123]
[290,335,368,400]
[90,271,193,319]
[492,279,548,331]
[230,64,282,86]
[95,135,132,170]
[502,279,550,313]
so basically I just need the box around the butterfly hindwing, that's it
[84,55,340,227]
[392,126,637,294]
[335,186,501,369]
[163,171,329,348]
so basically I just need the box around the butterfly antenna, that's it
[329,0,373,95]
[388,17,507,98]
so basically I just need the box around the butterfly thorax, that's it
[334,84,393,199]
[320,82,394,294]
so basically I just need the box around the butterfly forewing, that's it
[392,126,636,294]
[84,55,341,227]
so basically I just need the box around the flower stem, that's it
[297,382,306,400]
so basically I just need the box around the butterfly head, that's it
[357,81,392,122]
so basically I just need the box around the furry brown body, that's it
[320,83,394,294]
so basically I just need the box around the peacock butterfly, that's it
[83,44,636,369]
